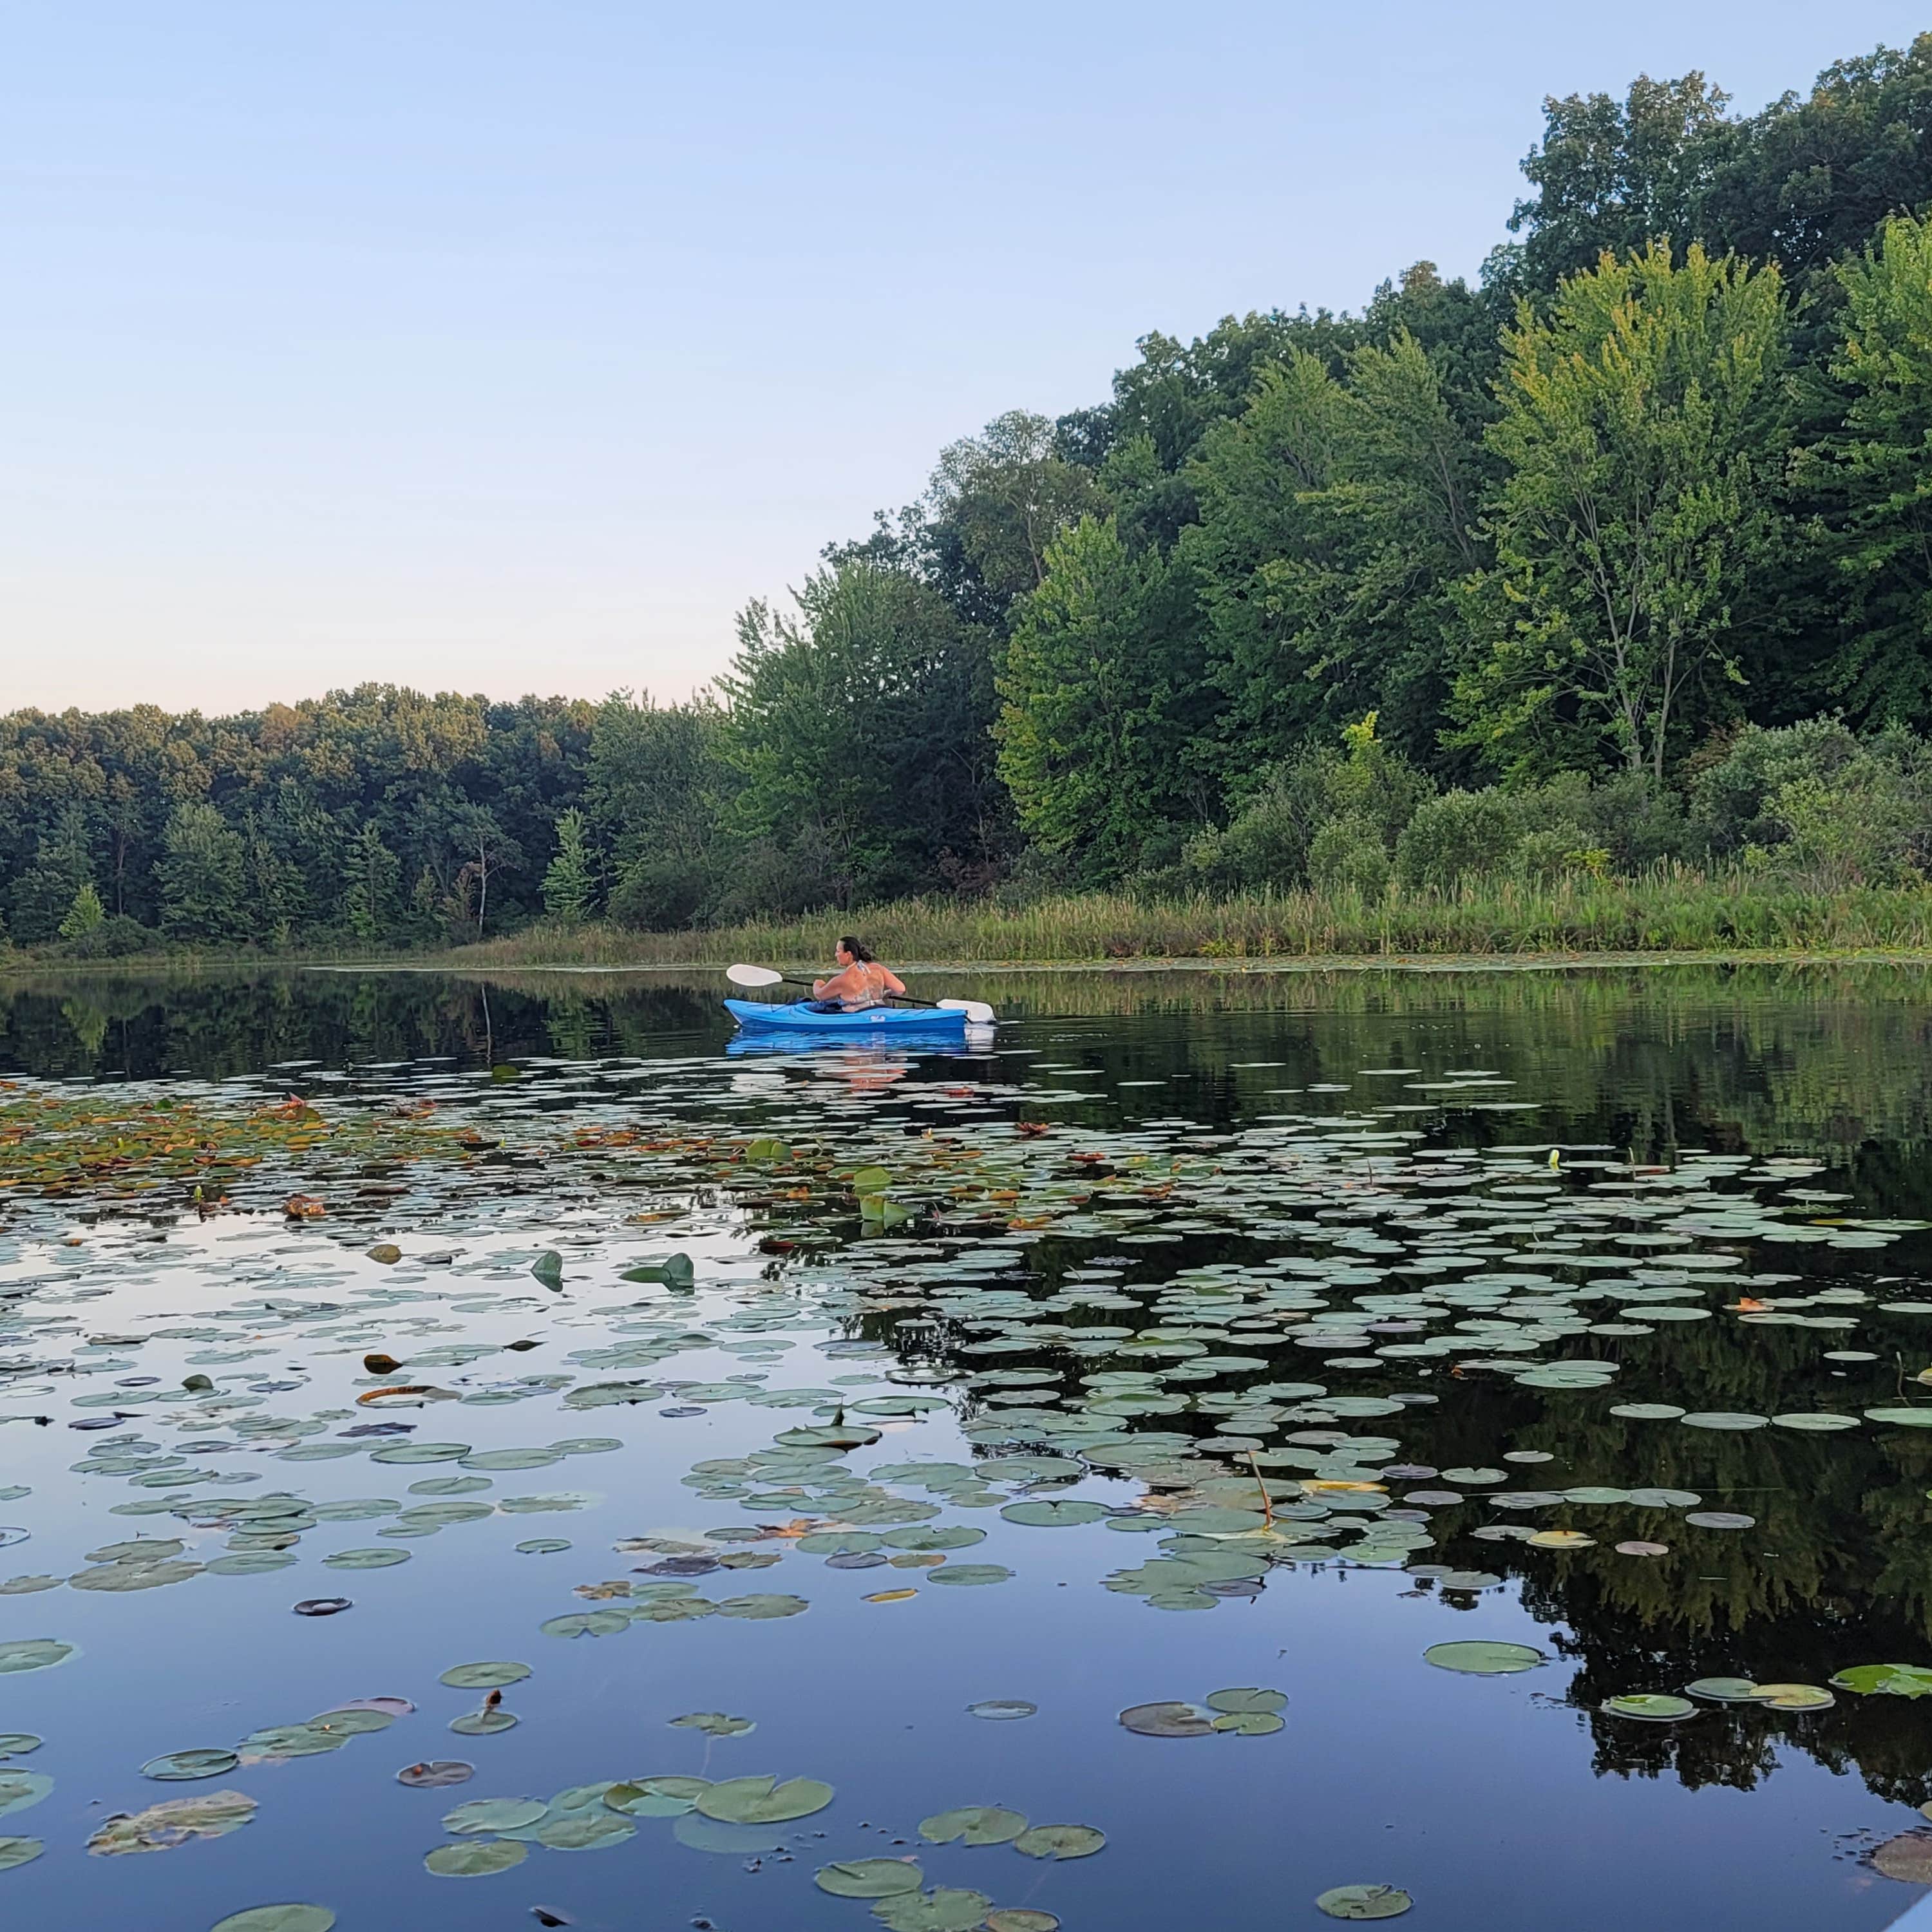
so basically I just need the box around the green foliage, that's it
[1454,242,1787,780]
[996,517,1212,871]
[57,882,104,941]
[540,808,597,924]
[156,802,248,943]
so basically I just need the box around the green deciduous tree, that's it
[156,801,247,941]
[1453,241,1788,781]
[57,880,104,940]
[996,516,1213,870]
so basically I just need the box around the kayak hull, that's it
[724,997,969,1039]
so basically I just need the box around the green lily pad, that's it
[1685,1678,1765,1702]
[926,1564,1013,1587]
[1211,1710,1285,1736]
[1423,1641,1546,1675]
[535,1811,636,1850]
[1865,1408,1932,1428]
[715,1593,808,1619]
[442,1797,547,1833]
[871,1889,994,1932]
[603,1776,710,1817]
[439,1662,530,1689]
[323,1548,410,1570]
[1603,1694,1696,1721]
[424,1840,527,1877]
[670,1712,755,1737]
[1206,1687,1286,1715]
[999,1500,1106,1528]
[1316,1885,1412,1920]
[142,1749,240,1781]
[817,1858,925,1898]
[920,1806,1027,1846]
[965,1701,1036,1721]
[1013,1823,1104,1861]
[0,1640,73,1675]
[1830,1664,1932,1698]
[694,1775,834,1824]
[211,1910,337,1932]
[0,1837,41,1871]
[985,1913,1059,1932]
[0,1774,51,1819]
[0,1738,40,1756]
[1752,1682,1835,1711]
[516,1539,571,1555]
[449,1707,519,1736]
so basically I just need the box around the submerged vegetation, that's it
[14,40,1932,966]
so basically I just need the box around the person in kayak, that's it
[809,937,906,1012]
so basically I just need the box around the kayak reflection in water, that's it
[808,936,907,1012]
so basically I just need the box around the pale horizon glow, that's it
[3,2,1924,716]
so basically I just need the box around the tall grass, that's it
[448,866,1932,969]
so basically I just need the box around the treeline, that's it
[11,36,1932,955]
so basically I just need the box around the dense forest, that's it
[12,35,1932,956]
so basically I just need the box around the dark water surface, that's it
[2,963,1931,1931]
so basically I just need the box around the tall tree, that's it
[1453,242,1788,781]
[1794,213,1932,724]
[541,807,598,923]
[156,802,247,942]
[996,515,1213,869]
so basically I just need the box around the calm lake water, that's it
[3,962,1931,1931]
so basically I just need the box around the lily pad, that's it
[965,1701,1036,1721]
[985,1915,1059,1932]
[1685,1678,1765,1702]
[397,1761,474,1788]
[142,1749,240,1781]
[927,1564,1013,1587]
[1752,1682,1835,1711]
[1603,1694,1696,1721]
[0,1640,73,1675]
[443,1796,547,1833]
[872,1889,994,1932]
[920,1806,1028,1846]
[1120,1701,1217,1738]
[694,1775,835,1824]
[88,1788,256,1854]
[0,1837,41,1871]
[1012,1823,1104,1860]
[424,1840,527,1877]
[817,1859,925,1898]
[1423,1641,1546,1676]
[605,1775,710,1817]
[1316,1885,1413,1920]
[670,1712,755,1737]
[439,1662,530,1689]
[0,1774,51,1819]
[1830,1664,1932,1699]
[449,1707,519,1736]
[999,1500,1107,1528]
[211,1910,337,1932]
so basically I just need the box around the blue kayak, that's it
[724,997,969,1039]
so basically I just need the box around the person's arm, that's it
[813,965,855,1000]
[881,967,907,996]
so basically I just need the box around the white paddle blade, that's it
[726,963,784,989]
[938,999,997,1025]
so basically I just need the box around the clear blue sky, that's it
[3,2,1926,715]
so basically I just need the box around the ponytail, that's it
[838,935,876,963]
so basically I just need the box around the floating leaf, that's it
[442,1796,547,1833]
[1685,1678,1764,1703]
[1830,1664,1932,1699]
[439,1662,531,1689]
[397,1761,473,1788]
[0,1738,40,1756]
[211,1910,337,1932]
[817,1858,924,1899]
[694,1775,834,1824]
[670,1712,755,1738]
[0,1837,41,1871]
[142,1749,240,1781]
[424,1840,527,1877]
[0,1774,51,1819]
[927,1565,1013,1587]
[1873,1832,1932,1884]
[965,1701,1036,1721]
[1316,1885,1412,1920]
[1603,1694,1696,1721]
[999,1500,1106,1528]
[0,1640,73,1675]
[1119,1702,1215,1738]
[88,1788,256,1854]
[605,1776,710,1817]
[1423,1642,1546,1676]
[986,1914,1059,1932]
[1752,1683,1834,1711]
[871,1889,994,1932]
[920,1806,1027,1846]
[1012,1824,1104,1860]
[449,1707,519,1736]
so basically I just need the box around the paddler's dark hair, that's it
[837,935,875,962]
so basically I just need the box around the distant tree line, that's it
[11,35,1932,953]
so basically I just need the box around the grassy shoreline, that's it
[10,871,1932,977]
